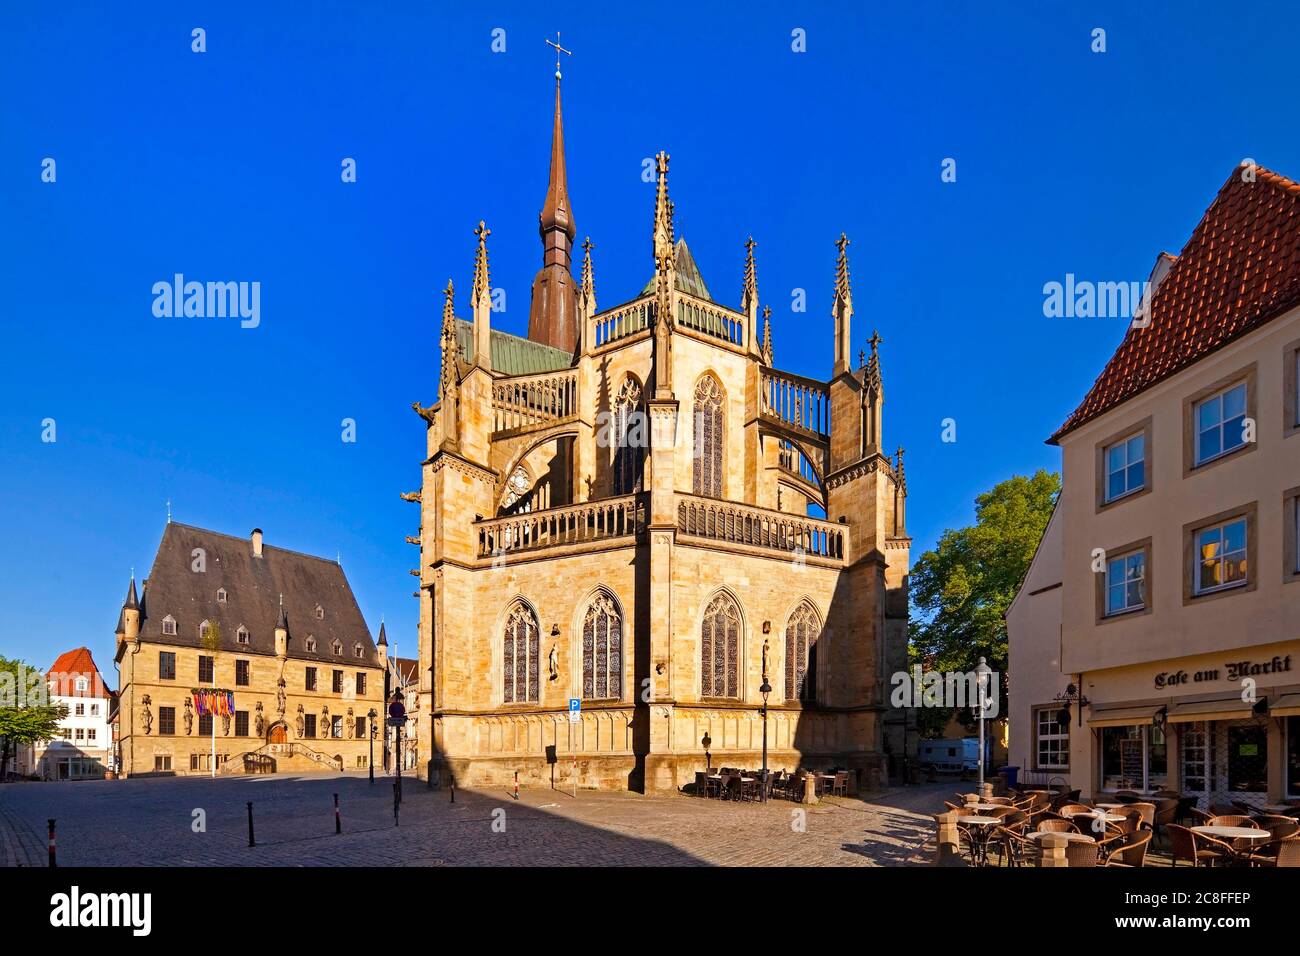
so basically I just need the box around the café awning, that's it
[1166,697,1254,723]
[1270,693,1300,717]
[1088,704,1162,728]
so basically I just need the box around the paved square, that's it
[0,775,943,867]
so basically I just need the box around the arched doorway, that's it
[267,722,287,745]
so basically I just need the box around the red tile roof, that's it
[1051,164,1300,443]
[46,646,110,698]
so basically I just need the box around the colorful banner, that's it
[190,688,235,716]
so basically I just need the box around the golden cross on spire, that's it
[745,236,756,255]
[836,232,850,255]
[582,236,594,255]
[546,32,573,77]
[474,220,491,243]
[868,329,883,352]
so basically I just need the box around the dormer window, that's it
[236,625,250,646]
[305,636,317,653]
[216,588,227,604]
[315,605,325,621]
[161,615,177,636]
[353,643,363,659]
[75,677,89,693]
[199,620,213,641]
[331,639,343,656]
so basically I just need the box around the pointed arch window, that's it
[785,601,822,702]
[581,592,623,700]
[503,601,540,703]
[613,376,644,495]
[700,593,740,698]
[693,375,725,498]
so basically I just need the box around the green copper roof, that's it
[454,319,574,375]
[640,237,712,301]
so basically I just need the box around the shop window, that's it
[1100,724,1166,791]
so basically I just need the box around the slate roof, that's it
[46,647,110,699]
[132,523,379,666]
[641,237,713,301]
[1051,164,1300,442]
[454,319,574,375]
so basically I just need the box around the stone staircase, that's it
[220,741,344,775]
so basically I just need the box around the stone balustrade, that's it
[477,495,642,558]
[760,367,830,438]
[491,368,579,435]
[676,493,847,563]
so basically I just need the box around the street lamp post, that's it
[367,708,377,784]
[759,675,772,803]
[975,657,992,793]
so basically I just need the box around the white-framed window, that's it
[1104,433,1145,501]
[1195,517,1248,595]
[1106,551,1146,615]
[75,703,85,716]
[216,588,227,603]
[305,636,317,653]
[161,615,176,635]
[75,677,89,693]
[1194,382,1248,465]
[316,605,325,620]
[331,639,342,656]
[87,729,96,741]
[198,619,212,641]
[90,704,99,716]
[236,625,250,646]
[353,643,363,659]
[1101,724,1168,791]
[1034,707,1070,770]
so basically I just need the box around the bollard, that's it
[450,781,455,803]
[247,801,255,847]
[334,793,341,834]
[47,819,56,868]
[513,771,519,800]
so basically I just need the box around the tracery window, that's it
[700,592,740,698]
[502,601,540,703]
[693,375,725,498]
[784,601,821,702]
[582,592,623,700]
[612,376,644,495]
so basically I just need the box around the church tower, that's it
[527,39,581,353]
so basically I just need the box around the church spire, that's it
[864,329,882,393]
[833,232,854,375]
[580,237,596,315]
[528,35,581,353]
[471,222,492,372]
[742,237,760,354]
[652,151,676,398]
[440,278,460,450]
[761,305,774,366]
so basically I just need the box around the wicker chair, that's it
[1103,829,1152,867]
[1190,806,1215,825]
[1272,839,1300,867]
[992,825,1039,867]
[1128,801,1157,830]
[1036,818,1079,834]
[1167,824,1220,867]
[1152,798,1180,841]
[1207,815,1260,829]
[1065,841,1100,867]
[1057,803,1093,818]
[1114,790,1141,804]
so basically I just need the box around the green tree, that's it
[0,656,69,779]
[908,469,1060,734]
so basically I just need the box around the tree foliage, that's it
[908,470,1060,731]
[0,655,69,778]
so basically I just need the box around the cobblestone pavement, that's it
[0,775,944,867]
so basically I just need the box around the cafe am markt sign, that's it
[1154,654,1292,690]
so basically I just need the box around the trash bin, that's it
[1000,766,1020,789]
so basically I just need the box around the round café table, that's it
[957,816,1001,866]
[1028,830,1095,843]
[1094,802,1124,810]
[1192,825,1269,865]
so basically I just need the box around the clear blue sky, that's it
[2,2,1297,671]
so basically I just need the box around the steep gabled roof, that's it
[135,523,378,666]
[1051,164,1300,442]
[640,237,713,301]
[46,647,110,698]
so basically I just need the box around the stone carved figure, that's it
[762,638,770,683]
[276,678,286,717]
[549,644,559,681]
[295,704,305,738]
[254,702,265,737]
[221,711,231,736]
[141,695,153,735]
[321,706,330,739]
[346,707,355,739]
[183,697,194,735]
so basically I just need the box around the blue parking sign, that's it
[568,698,581,722]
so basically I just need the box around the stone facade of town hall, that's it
[115,525,387,777]
[408,71,913,793]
